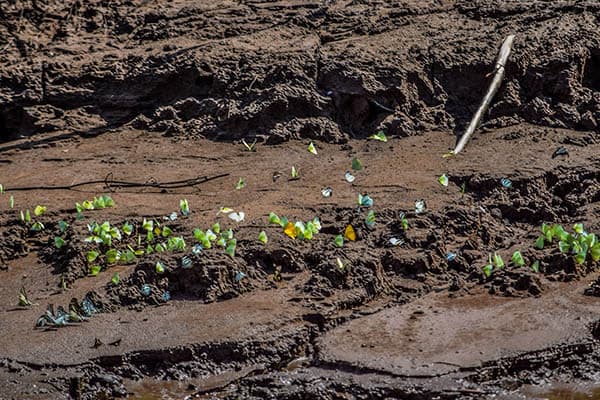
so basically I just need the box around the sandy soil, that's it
[1,1,600,399]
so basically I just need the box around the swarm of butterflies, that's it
[23,286,100,328]
[268,213,322,240]
[258,137,407,252]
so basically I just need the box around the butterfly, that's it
[69,298,88,322]
[81,295,98,316]
[389,237,403,246]
[192,244,203,255]
[321,187,333,197]
[235,271,247,282]
[242,138,257,152]
[228,211,245,222]
[552,147,568,158]
[181,255,193,269]
[36,305,58,328]
[18,286,32,307]
[438,174,449,187]
[344,224,356,241]
[365,210,375,228]
[258,231,268,244]
[284,221,297,239]
[225,239,237,258]
[351,157,362,171]
[415,199,427,214]
[290,166,300,180]
[369,131,388,142]
[345,171,355,183]
[155,261,166,274]
[358,193,373,207]
[55,305,70,325]
[141,284,152,297]
[236,178,245,190]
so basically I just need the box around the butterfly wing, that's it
[344,225,356,241]
[81,295,98,317]
[228,212,245,222]
[284,221,297,239]
[18,286,32,306]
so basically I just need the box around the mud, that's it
[2,1,600,399]
[4,1,600,144]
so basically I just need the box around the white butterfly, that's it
[345,171,355,183]
[389,237,404,246]
[228,212,245,222]
[415,199,426,214]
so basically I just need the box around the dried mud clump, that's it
[38,221,93,284]
[0,223,29,262]
[485,268,543,297]
[4,1,600,143]
[584,276,600,297]
[591,319,600,339]
[303,253,388,299]
[105,249,274,309]
[464,166,600,222]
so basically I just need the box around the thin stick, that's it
[5,173,229,192]
[452,34,515,155]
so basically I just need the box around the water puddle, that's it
[125,365,262,399]
[522,384,600,400]
[126,379,194,400]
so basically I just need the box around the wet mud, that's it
[1,1,600,399]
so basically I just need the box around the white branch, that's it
[453,34,516,155]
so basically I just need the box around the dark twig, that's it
[369,99,395,113]
[5,173,230,192]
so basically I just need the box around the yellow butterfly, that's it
[344,224,356,241]
[284,221,297,239]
